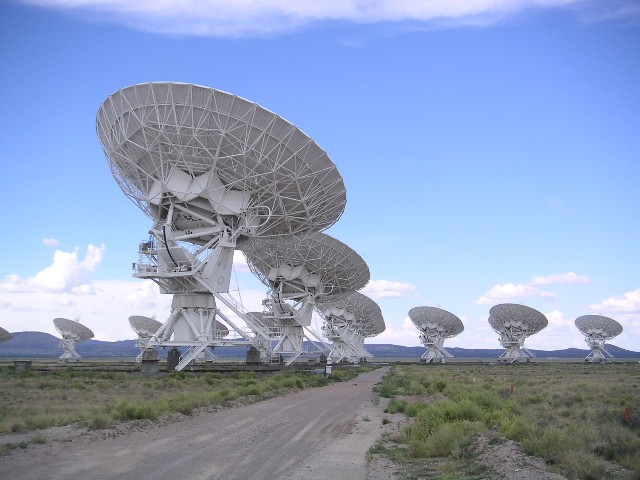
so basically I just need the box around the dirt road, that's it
[2,367,391,480]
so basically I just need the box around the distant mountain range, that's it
[1,331,638,359]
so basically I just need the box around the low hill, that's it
[365,343,640,359]
[0,332,638,359]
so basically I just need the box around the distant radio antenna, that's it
[53,318,94,360]
[408,306,464,364]
[488,304,547,363]
[128,316,163,361]
[575,315,623,363]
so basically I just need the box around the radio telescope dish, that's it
[129,316,163,337]
[97,82,346,241]
[129,316,163,360]
[98,82,348,371]
[408,306,464,364]
[0,327,11,342]
[316,291,385,363]
[575,315,623,363]
[242,232,370,299]
[53,318,94,360]
[488,304,547,362]
[241,232,370,364]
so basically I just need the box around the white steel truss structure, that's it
[97,82,346,370]
[53,318,94,360]
[575,315,623,363]
[242,233,370,365]
[488,304,547,363]
[408,306,464,364]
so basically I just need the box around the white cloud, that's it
[476,282,556,304]
[477,271,590,304]
[17,0,613,37]
[0,279,173,341]
[42,237,60,247]
[122,280,168,310]
[0,244,105,294]
[531,271,590,285]
[373,316,420,345]
[544,310,571,327]
[51,294,76,307]
[361,279,417,299]
[589,288,640,315]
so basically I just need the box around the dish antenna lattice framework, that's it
[488,304,547,363]
[241,232,371,365]
[575,314,623,363]
[97,82,347,370]
[408,306,464,364]
[53,318,94,360]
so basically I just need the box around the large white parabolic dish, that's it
[53,318,94,340]
[488,304,547,335]
[575,315,623,340]
[408,306,464,338]
[129,316,163,337]
[241,232,370,298]
[97,82,346,241]
[317,291,385,337]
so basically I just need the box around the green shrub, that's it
[25,414,59,430]
[499,416,536,442]
[521,427,569,464]
[368,364,639,479]
[386,398,408,414]
[112,401,158,421]
[219,388,232,400]
[406,400,430,417]
[433,380,447,392]
[10,421,26,433]
[168,395,199,415]
[561,451,606,480]
[31,433,47,444]
[409,420,484,458]
[378,377,397,398]
[241,384,263,396]
[443,399,484,423]
[88,414,112,430]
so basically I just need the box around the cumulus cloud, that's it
[0,244,105,294]
[42,237,60,247]
[476,271,590,304]
[17,0,626,37]
[544,310,571,327]
[0,278,173,341]
[51,294,76,306]
[361,279,417,299]
[589,288,640,315]
[373,316,421,345]
[531,272,590,285]
[122,280,168,310]
[476,282,556,304]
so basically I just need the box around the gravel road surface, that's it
[2,366,391,480]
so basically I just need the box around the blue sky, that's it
[1,0,638,352]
